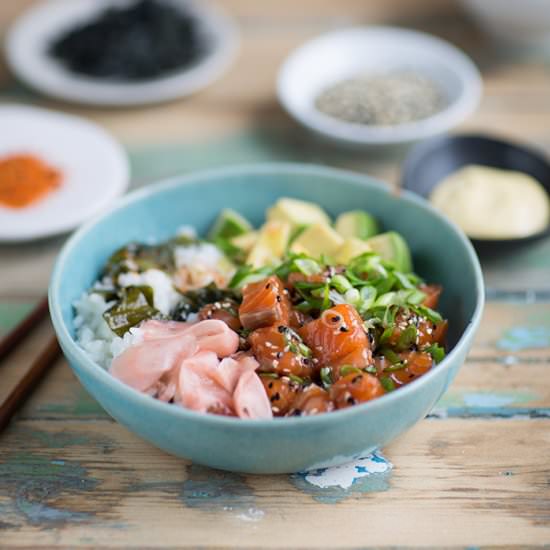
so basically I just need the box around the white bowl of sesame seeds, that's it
[277,26,482,148]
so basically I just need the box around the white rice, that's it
[74,240,230,369]
[174,242,224,270]
[117,268,181,315]
[73,292,143,369]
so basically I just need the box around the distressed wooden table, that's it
[1,1,550,548]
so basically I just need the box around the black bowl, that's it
[401,134,550,253]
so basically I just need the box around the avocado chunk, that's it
[230,231,258,253]
[335,210,379,240]
[247,220,291,267]
[267,197,331,230]
[335,238,372,264]
[208,208,253,240]
[366,231,413,272]
[290,223,344,259]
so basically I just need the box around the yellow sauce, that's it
[429,165,550,239]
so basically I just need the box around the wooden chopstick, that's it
[0,335,60,432]
[0,296,61,432]
[0,296,49,360]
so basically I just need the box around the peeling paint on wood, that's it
[0,453,99,526]
[291,452,393,503]
[182,465,264,522]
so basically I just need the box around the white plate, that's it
[277,26,482,148]
[0,105,129,242]
[5,0,238,106]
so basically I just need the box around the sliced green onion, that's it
[380,376,396,392]
[330,274,352,293]
[424,343,446,364]
[298,342,312,358]
[344,287,360,304]
[320,367,333,389]
[339,365,362,377]
[259,372,279,379]
[380,347,401,365]
[413,305,443,324]
[294,258,322,276]
[379,325,394,345]
[397,325,417,350]
[229,265,272,288]
[288,374,305,385]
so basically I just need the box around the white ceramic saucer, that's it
[277,26,482,148]
[5,0,238,106]
[0,105,129,242]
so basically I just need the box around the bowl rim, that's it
[49,162,485,430]
[401,132,550,243]
[277,25,483,145]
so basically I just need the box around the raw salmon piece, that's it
[198,300,242,332]
[388,351,434,388]
[233,370,273,419]
[185,320,240,357]
[299,304,371,369]
[248,325,316,378]
[261,376,300,416]
[388,310,448,349]
[329,372,384,408]
[110,334,197,392]
[178,351,234,415]
[288,384,333,416]
[419,284,443,309]
[239,276,291,330]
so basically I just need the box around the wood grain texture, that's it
[0,419,548,548]
[1,0,550,547]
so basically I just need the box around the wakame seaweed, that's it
[103,285,161,336]
[171,283,241,321]
[103,236,194,280]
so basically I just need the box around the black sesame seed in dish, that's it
[49,0,208,81]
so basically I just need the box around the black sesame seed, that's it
[347,396,356,405]
[268,382,274,389]
[351,375,362,384]
[331,315,341,322]
[276,295,282,302]
[340,326,349,333]
[278,325,286,333]
[270,392,281,402]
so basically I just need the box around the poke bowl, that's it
[49,163,484,474]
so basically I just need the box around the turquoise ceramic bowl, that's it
[49,163,484,474]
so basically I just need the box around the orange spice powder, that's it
[0,154,62,209]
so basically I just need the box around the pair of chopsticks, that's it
[0,297,60,432]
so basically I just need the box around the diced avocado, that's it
[335,238,372,264]
[208,208,253,240]
[366,231,412,272]
[267,197,331,230]
[290,223,344,259]
[247,220,291,267]
[335,210,379,240]
[230,231,258,253]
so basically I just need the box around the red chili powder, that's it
[0,154,62,209]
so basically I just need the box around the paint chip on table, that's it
[291,452,393,503]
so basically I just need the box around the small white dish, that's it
[459,0,550,48]
[0,105,129,242]
[277,26,483,148]
[5,0,238,107]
